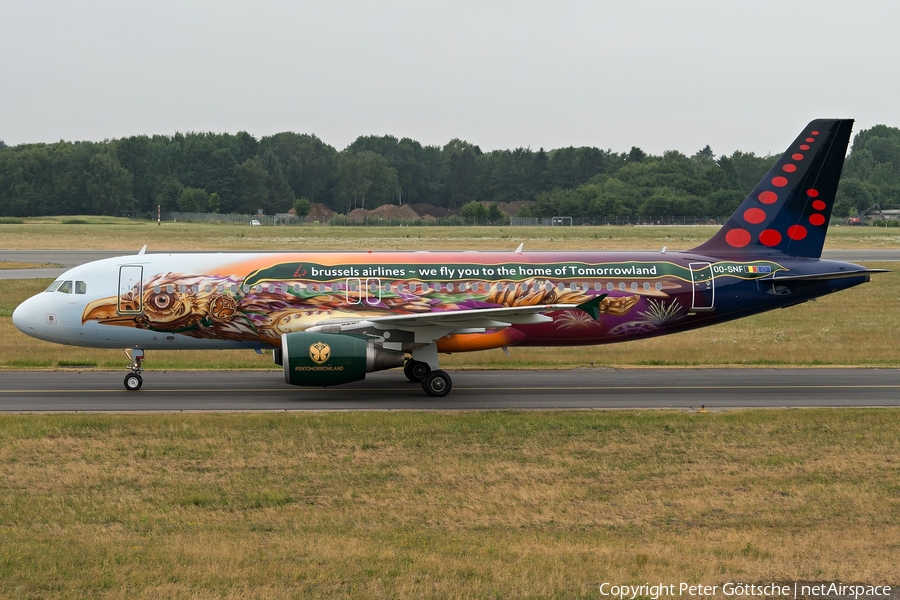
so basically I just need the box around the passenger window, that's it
[58,281,73,294]
[619,282,626,291]
[607,282,614,291]
[75,281,86,294]
[655,282,663,291]
[44,281,62,292]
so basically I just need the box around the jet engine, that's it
[281,331,404,386]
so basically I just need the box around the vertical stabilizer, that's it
[692,119,853,258]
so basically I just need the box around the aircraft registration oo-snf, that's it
[12,119,885,396]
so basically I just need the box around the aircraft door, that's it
[346,278,362,304]
[118,265,144,314]
[689,262,714,310]
[365,278,382,305]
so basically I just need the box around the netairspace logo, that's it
[598,582,893,599]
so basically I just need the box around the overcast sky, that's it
[2,1,898,156]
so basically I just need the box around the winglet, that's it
[577,294,607,320]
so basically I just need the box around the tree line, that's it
[0,124,897,219]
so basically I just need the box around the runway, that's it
[1,249,898,280]
[1,368,898,411]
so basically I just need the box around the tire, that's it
[124,373,143,391]
[404,360,430,383]
[422,370,451,397]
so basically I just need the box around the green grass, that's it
[0,410,897,599]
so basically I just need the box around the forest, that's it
[0,124,897,220]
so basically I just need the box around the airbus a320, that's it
[13,119,882,396]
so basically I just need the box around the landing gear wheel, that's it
[124,373,143,391]
[404,359,431,383]
[422,370,451,397]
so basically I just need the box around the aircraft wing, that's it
[304,295,606,340]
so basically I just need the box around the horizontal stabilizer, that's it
[763,269,888,282]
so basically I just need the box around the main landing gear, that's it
[404,357,452,397]
[123,348,144,391]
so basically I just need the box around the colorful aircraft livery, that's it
[12,119,884,396]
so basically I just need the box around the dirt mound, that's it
[370,203,421,221]
[308,203,336,221]
[345,208,370,222]
[407,203,452,218]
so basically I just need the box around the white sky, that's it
[2,0,898,156]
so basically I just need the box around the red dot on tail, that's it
[799,144,810,150]
[783,164,797,173]
[809,214,826,226]
[726,228,751,248]
[743,208,766,224]
[811,130,819,135]
[807,188,819,197]
[758,191,778,204]
[787,225,807,240]
[806,137,815,143]
[812,200,826,211]
[759,229,782,246]
[792,153,804,160]
[772,176,788,187]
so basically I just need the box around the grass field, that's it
[0,410,897,599]
[2,216,900,251]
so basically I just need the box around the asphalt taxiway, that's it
[0,368,897,411]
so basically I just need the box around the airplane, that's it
[12,119,885,397]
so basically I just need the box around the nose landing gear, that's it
[123,348,144,391]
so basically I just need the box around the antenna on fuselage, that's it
[515,243,524,253]
[138,244,147,255]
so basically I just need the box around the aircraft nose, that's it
[12,296,39,335]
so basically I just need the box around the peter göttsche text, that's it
[599,582,892,599]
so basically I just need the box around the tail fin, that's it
[692,119,854,258]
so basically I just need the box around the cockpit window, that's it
[44,280,63,292]
[57,281,73,294]
[75,281,87,294]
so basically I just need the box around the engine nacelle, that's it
[281,331,404,387]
